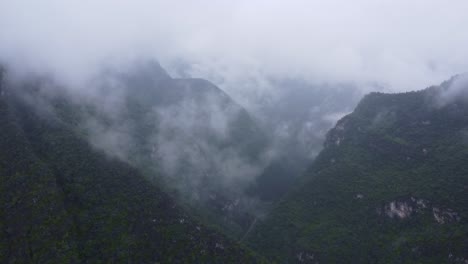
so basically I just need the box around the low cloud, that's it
[1,0,468,97]
[151,93,267,193]
[436,74,468,106]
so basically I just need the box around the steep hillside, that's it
[0,71,263,263]
[247,77,468,263]
[13,61,271,239]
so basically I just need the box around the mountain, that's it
[0,69,263,263]
[247,76,468,263]
[3,61,272,239]
[86,61,272,237]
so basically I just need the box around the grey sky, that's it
[1,0,468,92]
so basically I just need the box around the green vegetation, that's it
[2,66,468,263]
[247,84,468,263]
[0,77,264,263]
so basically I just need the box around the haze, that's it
[1,0,468,99]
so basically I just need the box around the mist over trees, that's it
[1,1,468,263]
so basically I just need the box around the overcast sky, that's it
[1,0,468,93]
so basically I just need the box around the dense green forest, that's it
[247,78,468,263]
[0,70,264,263]
[1,64,467,263]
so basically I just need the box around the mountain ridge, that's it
[0,70,265,263]
[247,78,468,263]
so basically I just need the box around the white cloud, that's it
[1,0,467,93]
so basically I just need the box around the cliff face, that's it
[0,76,263,263]
[247,78,468,263]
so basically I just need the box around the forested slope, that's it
[0,71,263,263]
[248,77,468,263]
